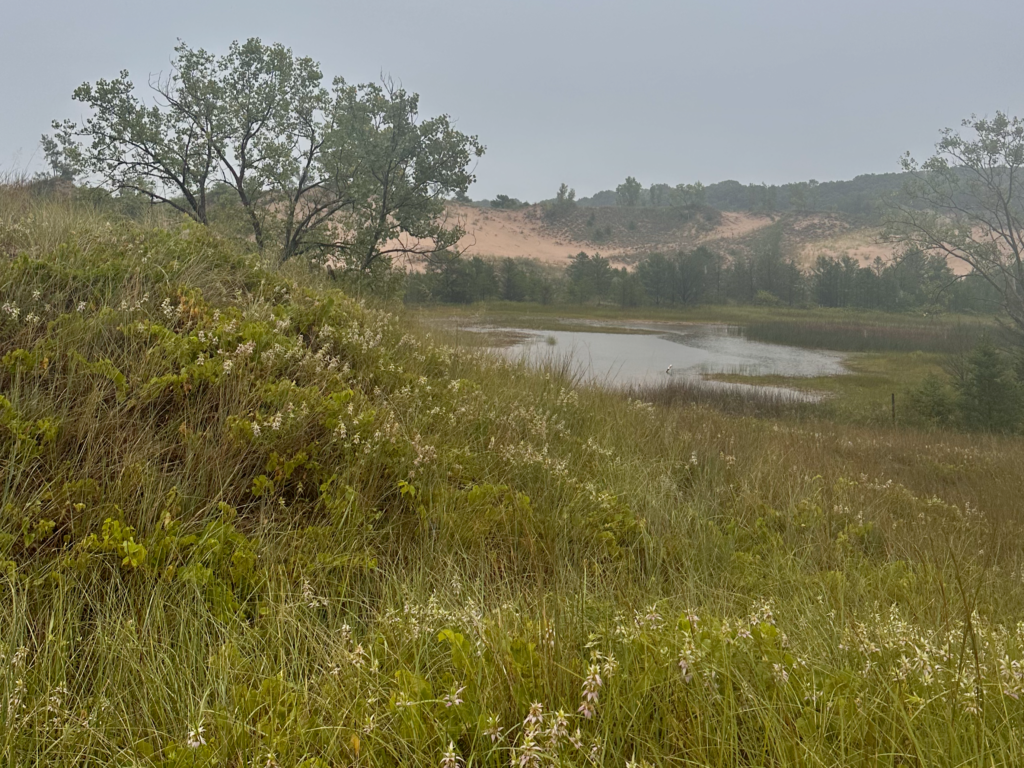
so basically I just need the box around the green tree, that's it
[956,336,1022,432]
[566,252,613,303]
[499,258,529,301]
[787,182,809,212]
[611,268,643,307]
[545,183,576,219]
[616,176,642,207]
[197,39,294,252]
[887,112,1024,335]
[908,374,956,426]
[43,39,485,271]
[43,65,221,224]
[636,253,676,305]
[810,255,859,308]
[672,181,706,207]
[649,183,672,207]
[422,253,497,303]
[753,183,777,215]
[888,248,956,310]
[752,222,786,299]
[491,194,526,210]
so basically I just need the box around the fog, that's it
[3,0,1022,201]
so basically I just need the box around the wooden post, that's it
[891,393,896,426]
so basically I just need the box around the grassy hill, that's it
[3,185,1024,765]
[530,203,722,253]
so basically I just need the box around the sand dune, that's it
[442,204,975,275]
[452,205,614,263]
[452,205,777,265]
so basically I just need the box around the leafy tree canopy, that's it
[616,176,642,207]
[43,38,485,271]
[886,112,1024,335]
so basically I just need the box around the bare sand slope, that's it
[453,205,611,263]
[786,218,972,275]
[794,229,895,268]
[452,206,776,265]
[703,211,774,241]
[445,205,972,275]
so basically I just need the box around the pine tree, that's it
[909,374,955,426]
[956,337,1022,432]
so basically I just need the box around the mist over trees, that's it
[42,38,485,273]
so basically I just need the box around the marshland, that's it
[5,8,1024,767]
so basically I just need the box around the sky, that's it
[3,0,1023,202]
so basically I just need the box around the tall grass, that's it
[3,186,1024,765]
[624,375,818,419]
[740,316,993,353]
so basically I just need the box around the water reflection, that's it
[474,322,846,398]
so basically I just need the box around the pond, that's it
[460,321,847,399]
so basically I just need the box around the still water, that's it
[476,321,846,392]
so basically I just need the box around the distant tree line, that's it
[407,235,998,313]
[576,174,913,222]
[490,194,529,210]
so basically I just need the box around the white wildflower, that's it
[442,686,465,708]
[7,678,26,712]
[547,709,569,747]
[484,713,502,743]
[302,579,328,609]
[514,733,542,768]
[440,742,463,768]
[186,723,206,749]
[524,701,545,730]
[578,664,602,719]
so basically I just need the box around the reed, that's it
[624,375,818,418]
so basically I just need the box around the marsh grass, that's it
[413,302,999,353]
[739,317,994,353]
[624,375,818,419]
[3,187,1024,766]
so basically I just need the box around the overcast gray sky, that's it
[2,0,1022,201]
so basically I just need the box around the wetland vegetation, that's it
[4,175,1024,767]
[5,34,1024,768]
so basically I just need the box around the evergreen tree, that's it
[956,336,1022,432]
[909,374,956,426]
